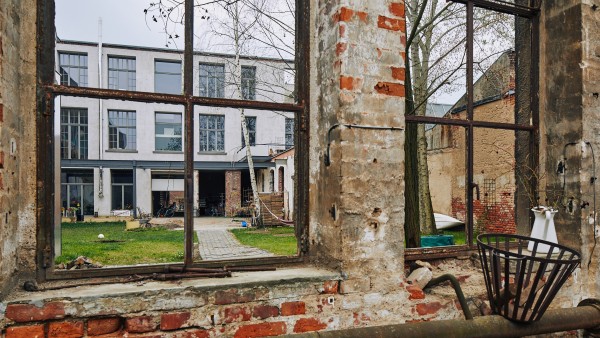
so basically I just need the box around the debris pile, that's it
[56,256,103,270]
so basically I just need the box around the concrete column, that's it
[225,170,241,217]
[309,1,406,291]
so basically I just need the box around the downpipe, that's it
[287,299,600,338]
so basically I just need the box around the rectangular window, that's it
[61,170,94,216]
[155,60,182,94]
[111,170,133,210]
[108,56,136,91]
[242,116,256,148]
[285,118,294,149]
[199,63,225,98]
[241,66,256,100]
[60,108,88,159]
[155,112,183,151]
[199,114,225,152]
[58,52,88,87]
[108,110,136,150]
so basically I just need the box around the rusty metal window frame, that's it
[405,0,540,260]
[36,0,310,280]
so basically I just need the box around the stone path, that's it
[196,229,273,260]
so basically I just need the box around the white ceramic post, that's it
[528,207,558,253]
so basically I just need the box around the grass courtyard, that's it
[56,222,189,266]
[230,226,298,256]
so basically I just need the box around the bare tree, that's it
[404,0,514,246]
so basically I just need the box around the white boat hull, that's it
[435,213,464,230]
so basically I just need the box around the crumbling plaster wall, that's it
[309,0,406,291]
[0,0,38,298]
[538,0,600,307]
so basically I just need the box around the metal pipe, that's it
[466,1,475,246]
[288,302,600,338]
[425,274,473,320]
[183,0,194,268]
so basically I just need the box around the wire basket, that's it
[477,233,581,323]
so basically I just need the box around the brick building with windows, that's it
[56,40,295,218]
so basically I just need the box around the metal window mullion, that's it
[466,1,475,247]
[183,0,194,268]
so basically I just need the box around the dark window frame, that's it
[108,110,137,150]
[199,114,225,152]
[154,59,182,94]
[111,170,134,210]
[241,65,256,100]
[241,116,256,148]
[60,107,88,159]
[404,0,540,260]
[58,51,88,87]
[155,112,183,152]
[38,0,310,280]
[199,62,225,98]
[108,55,136,91]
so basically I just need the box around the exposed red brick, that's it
[406,284,425,300]
[5,325,45,338]
[48,321,84,338]
[356,11,368,23]
[338,7,354,22]
[125,316,157,333]
[234,322,286,338]
[374,82,405,97]
[87,317,121,336]
[390,3,406,17]
[457,275,470,283]
[281,301,306,316]
[416,301,443,315]
[293,318,327,333]
[322,280,339,294]
[0,103,4,122]
[5,302,66,322]
[400,51,406,62]
[252,305,279,319]
[391,67,406,81]
[163,330,210,338]
[401,35,407,46]
[378,15,406,32]
[339,24,346,37]
[222,306,252,324]
[214,289,257,305]
[161,312,191,331]
[353,312,371,325]
[340,76,362,91]
[336,42,348,56]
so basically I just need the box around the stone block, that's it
[339,277,371,294]
[407,267,433,289]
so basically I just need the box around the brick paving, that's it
[196,229,273,260]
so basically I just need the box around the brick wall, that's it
[225,171,242,217]
[0,262,486,337]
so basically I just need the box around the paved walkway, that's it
[150,217,274,260]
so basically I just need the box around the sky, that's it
[55,0,464,105]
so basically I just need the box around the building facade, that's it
[56,40,295,218]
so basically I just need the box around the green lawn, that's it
[230,226,297,256]
[56,222,190,266]
[440,228,468,245]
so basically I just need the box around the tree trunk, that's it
[232,2,261,225]
[404,56,421,248]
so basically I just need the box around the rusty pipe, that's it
[287,300,600,338]
[425,274,473,320]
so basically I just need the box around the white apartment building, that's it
[56,40,295,218]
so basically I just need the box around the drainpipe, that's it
[287,300,600,338]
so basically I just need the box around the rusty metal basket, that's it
[477,233,581,323]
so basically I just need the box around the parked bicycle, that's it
[155,202,177,217]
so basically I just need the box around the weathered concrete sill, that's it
[2,266,340,304]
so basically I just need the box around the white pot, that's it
[528,207,559,254]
